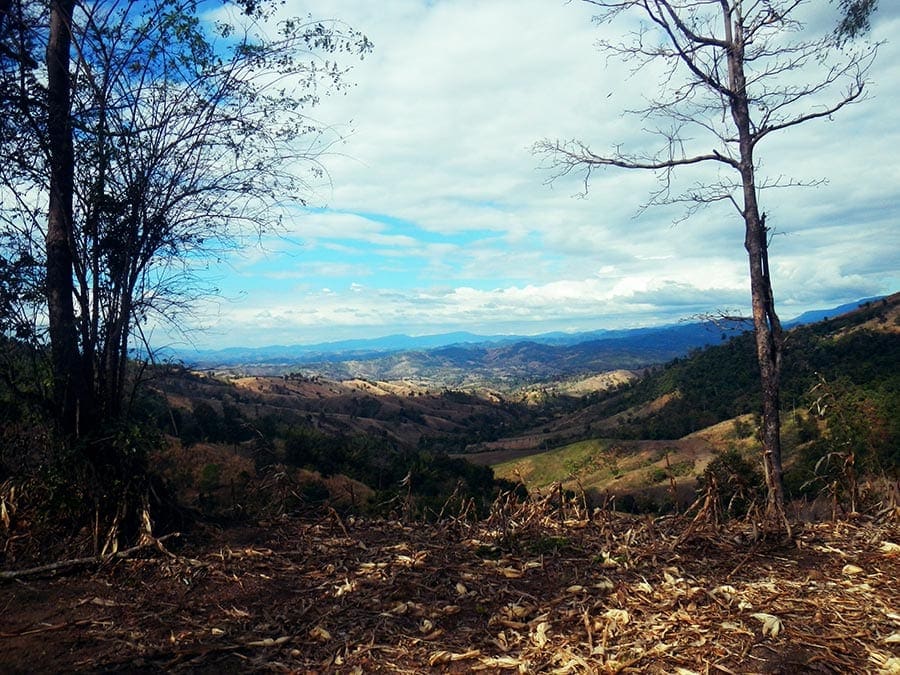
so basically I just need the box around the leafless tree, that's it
[535,0,878,529]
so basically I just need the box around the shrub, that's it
[697,448,764,520]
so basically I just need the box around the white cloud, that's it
[174,0,900,348]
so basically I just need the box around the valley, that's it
[142,294,899,519]
[2,296,898,674]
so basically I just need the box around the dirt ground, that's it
[1,503,898,674]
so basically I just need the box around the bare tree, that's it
[536,0,878,528]
[66,1,371,433]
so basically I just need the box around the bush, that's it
[697,448,764,520]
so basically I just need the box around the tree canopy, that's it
[0,0,371,433]
[0,0,371,547]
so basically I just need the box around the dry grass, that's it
[1,489,898,673]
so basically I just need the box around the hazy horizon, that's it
[167,294,886,355]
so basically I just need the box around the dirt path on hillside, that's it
[3,507,899,674]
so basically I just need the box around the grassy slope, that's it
[489,295,900,506]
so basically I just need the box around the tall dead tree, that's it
[536,0,878,527]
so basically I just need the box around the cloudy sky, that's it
[175,1,899,350]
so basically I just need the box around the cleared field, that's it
[491,435,725,509]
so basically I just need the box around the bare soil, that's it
[2,503,898,674]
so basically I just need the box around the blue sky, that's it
[169,0,900,350]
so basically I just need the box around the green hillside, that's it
[572,296,898,441]
[487,295,900,511]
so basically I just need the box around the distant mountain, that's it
[783,296,885,327]
[178,321,746,385]
[172,331,514,366]
[171,297,887,384]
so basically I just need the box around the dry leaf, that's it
[309,626,332,641]
[712,584,737,599]
[604,608,630,625]
[751,612,783,638]
[594,578,615,591]
[492,631,510,651]
[842,564,864,575]
[879,542,900,555]
[599,552,619,568]
[429,651,452,666]
[531,621,549,648]
[499,566,523,578]
[505,604,530,619]
[475,655,525,670]
[869,653,900,675]
[663,567,682,585]
[334,579,354,596]
[636,580,653,594]
[88,597,117,607]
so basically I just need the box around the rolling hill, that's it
[467,293,900,510]
[146,293,898,517]
[171,298,886,389]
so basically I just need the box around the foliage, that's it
[281,424,498,519]
[697,449,765,521]
[834,0,879,43]
[1,0,372,416]
[0,0,371,539]
[791,374,898,511]
[589,330,760,439]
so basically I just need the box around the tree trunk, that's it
[745,208,787,523]
[725,4,787,526]
[45,0,81,437]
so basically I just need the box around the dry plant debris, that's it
[1,498,898,674]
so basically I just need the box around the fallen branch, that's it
[108,635,295,670]
[0,618,95,638]
[0,533,180,581]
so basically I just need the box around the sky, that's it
[170,0,900,351]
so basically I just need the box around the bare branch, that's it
[541,0,881,526]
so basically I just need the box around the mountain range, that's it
[171,297,884,384]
